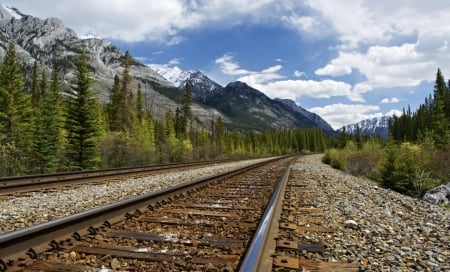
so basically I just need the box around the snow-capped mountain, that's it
[1,4,24,19]
[147,65,191,88]
[149,67,223,103]
[340,116,391,138]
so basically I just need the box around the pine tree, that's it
[32,65,63,173]
[0,42,32,175]
[30,61,40,108]
[180,83,193,138]
[64,47,100,170]
[136,83,144,121]
[431,68,449,146]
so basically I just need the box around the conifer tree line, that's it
[389,68,450,147]
[0,43,328,176]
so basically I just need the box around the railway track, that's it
[246,161,361,272]
[0,159,241,195]
[0,156,296,271]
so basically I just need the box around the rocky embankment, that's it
[292,154,449,271]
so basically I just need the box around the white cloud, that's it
[215,54,252,76]
[309,0,450,98]
[6,0,287,43]
[216,54,285,85]
[257,79,353,101]
[309,103,382,129]
[315,64,352,77]
[215,54,358,102]
[282,15,322,34]
[293,70,305,77]
[381,97,400,104]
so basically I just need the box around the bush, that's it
[322,148,346,171]
[330,157,346,171]
[321,152,332,164]
[345,141,383,177]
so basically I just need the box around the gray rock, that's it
[422,183,450,205]
[344,219,358,229]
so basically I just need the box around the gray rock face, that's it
[423,183,450,205]
[340,116,390,138]
[0,6,224,124]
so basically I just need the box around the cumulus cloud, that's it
[310,0,450,96]
[5,0,288,43]
[315,64,352,77]
[257,79,353,101]
[381,97,400,104]
[308,103,383,129]
[215,54,252,76]
[293,70,305,77]
[215,54,285,85]
[215,54,356,102]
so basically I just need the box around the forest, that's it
[0,43,328,176]
[323,68,450,198]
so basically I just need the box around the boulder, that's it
[422,183,450,205]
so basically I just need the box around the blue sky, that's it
[4,0,450,129]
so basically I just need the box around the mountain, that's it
[151,65,337,133]
[0,4,225,123]
[0,5,335,133]
[274,98,336,134]
[340,116,391,138]
[150,66,223,103]
[203,81,336,132]
[147,65,191,89]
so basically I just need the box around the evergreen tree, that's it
[0,42,32,175]
[136,83,145,121]
[32,65,63,173]
[30,61,40,108]
[431,68,449,146]
[64,47,100,170]
[180,83,193,138]
[109,51,136,132]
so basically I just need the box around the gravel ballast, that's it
[291,154,449,271]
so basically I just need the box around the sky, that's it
[3,0,450,129]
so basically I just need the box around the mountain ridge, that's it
[0,4,336,134]
[340,116,391,138]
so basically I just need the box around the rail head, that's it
[239,160,293,272]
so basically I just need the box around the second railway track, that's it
[0,159,245,195]
[0,156,296,271]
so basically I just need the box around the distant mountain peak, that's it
[341,115,391,138]
[0,5,25,20]
[148,65,191,87]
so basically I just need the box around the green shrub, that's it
[330,157,346,171]
[322,148,346,171]
[321,152,332,164]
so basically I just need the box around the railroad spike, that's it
[49,240,61,250]
[72,232,82,241]
[0,259,7,272]
[25,248,38,259]
[103,221,112,228]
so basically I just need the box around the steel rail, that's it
[0,159,244,195]
[0,156,283,271]
[239,160,292,272]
